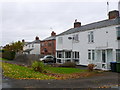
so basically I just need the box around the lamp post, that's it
[68,36,74,62]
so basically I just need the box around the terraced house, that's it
[56,10,120,70]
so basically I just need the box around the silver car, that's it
[39,55,55,63]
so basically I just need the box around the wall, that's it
[41,40,56,56]
[56,24,119,66]
[14,54,44,65]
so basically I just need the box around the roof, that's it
[58,17,120,36]
[42,36,56,41]
[25,40,41,45]
[23,49,33,52]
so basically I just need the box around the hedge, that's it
[2,50,15,60]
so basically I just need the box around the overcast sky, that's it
[1,0,120,46]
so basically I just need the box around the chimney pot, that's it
[35,36,39,40]
[51,31,56,36]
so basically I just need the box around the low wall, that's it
[14,54,44,65]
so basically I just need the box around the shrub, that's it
[88,64,96,72]
[32,61,45,73]
[60,61,76,68]
[2,50,15,60]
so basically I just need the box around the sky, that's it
[1,0,120,46]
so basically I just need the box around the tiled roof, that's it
[58,17,120,36]
[42,36,56,41]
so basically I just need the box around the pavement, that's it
[1,60,120,89]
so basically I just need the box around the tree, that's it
[3,41,24,53]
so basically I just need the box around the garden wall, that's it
[14,54,44,65]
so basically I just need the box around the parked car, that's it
[39,55,56,63]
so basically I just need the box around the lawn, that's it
[1,62,99,80]
[1,62,56,80]
[45,66,86,74]
[0,58,9,61]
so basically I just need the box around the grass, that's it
[1,62,99,80]
[1,62,56,80]
[0,58,9,61]
[45,66,86,74]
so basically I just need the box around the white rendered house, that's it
[23,36,41,54]
[56,10,120,70]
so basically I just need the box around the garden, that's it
[1,59,103,80]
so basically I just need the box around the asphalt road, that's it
[2,72,120,89]
[1,60,120,89]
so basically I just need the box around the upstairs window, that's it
[88,31,94,43]
[116,27,120,40]
[58,37,63,44]
[73,34,79,42]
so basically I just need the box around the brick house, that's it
[40,31,56,56]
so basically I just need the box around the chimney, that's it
[35,36,39,40]
[22,39,25,42]
[108,10,119,19]
[74,19,81,28]
[51,31,56,36]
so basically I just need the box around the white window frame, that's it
[88,31,94,43]
[58,37,63,44]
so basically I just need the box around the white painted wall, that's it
[23,43,40,54]
[56,24,120,66]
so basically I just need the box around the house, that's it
[56,10,120,70]
[23,36,41,54]
[40,31,56,57]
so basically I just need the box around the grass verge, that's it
[1,62,56,80]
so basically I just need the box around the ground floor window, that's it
[88,49,95,61]
[65,51,71,58]
[116,49,120,62]
[57,51,63,58]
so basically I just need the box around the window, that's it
[75,52,79,58]
[72,51,79,59]
[58,37,63,44]
[65,51,71,58]
[88,50,91,59]
[88,49,95,60]
[57,51,63,58]
[116,27,120,40]
[102,50,106,63]
[73,34,79,42]
[92,50,95,60]
[88,31,94,43]
[48,42,52,46]
[32,44,34,47]
[116,49,120,62]
[41,43,44,47]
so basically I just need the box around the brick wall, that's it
[40,39,56,56]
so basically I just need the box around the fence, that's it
[14,54,44,65]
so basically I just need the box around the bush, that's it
[88,64,96,72]
[60,61,76,68]
[32,61,45,73]
[2,50,15,60]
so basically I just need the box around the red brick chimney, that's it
[74,19,81,28]
[35,36,39,40]
[108,10,119,19]
[51,31,56,36]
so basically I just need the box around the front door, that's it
[101,50,107,70]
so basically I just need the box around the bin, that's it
[110,62,117,72]
[116,62,120,73]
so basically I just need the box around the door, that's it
[101,50,107,70]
